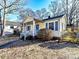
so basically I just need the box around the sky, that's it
[8,0,53,21]
[7,14,18,21]
[26,0,52,11]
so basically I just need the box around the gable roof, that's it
[23,16,43,23]
[43,14,65,21]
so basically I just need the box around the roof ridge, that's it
[43,14,65,21]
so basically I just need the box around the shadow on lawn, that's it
[39,41,79,49]
[0,39,43,49]
[0,39,79,49]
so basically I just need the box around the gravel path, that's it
[0,39,79,59]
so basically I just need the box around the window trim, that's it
[49,22,54,30]
[27,26,31,31]
[46,23,48,29]
[36,24,39,31]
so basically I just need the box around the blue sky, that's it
[7,14,18,21]
[26,0,52,11]
[8,0,53,21]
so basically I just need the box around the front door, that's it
[36,24,39,32]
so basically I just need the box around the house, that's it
[3,21,21,36]
[20,14,67,39]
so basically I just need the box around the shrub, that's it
[13,28,20,36]
[52,37,62,43]
[63,35,79,44]
[26,35,33,40]
[36,29,53,41]
[20,36,24,41]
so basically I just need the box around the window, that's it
[49,22,54,30]
[55,21,58,31]
[10,26,14,29]
[36,24,39,31]
[27,26,31,31]
[46,23,48,29]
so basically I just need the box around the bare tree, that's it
[48,1,58,17]
[48,0,66,17]
[68,0,77,25]
[18,8,36,21]
[35,8,50,19]
[0,0,26,35]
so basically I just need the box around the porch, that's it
[23,18,44,37]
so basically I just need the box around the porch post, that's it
[23,23,24,32]
[33,20,35,37]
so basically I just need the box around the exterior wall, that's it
[59,16,67,35]
[44,19,61,37]
[60,16,67,31]
[3,25,14,35]
[36,22,45,30]
[3,25,19,36]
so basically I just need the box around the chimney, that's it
[48,16,50,19]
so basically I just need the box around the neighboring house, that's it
[3,21,21,36]
[21,14,67,39]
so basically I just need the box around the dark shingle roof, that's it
[43,14,65,21]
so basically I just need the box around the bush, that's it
[36,29,53,41]
[13,29,20,36]
[20,36,24,41]
[52,37,62,43]
[26,35,33,40]
[63,35,79,44]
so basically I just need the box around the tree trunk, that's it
[1,0,6,36]
[0,9,3,36]
[1,9,6,36]
[66,0,69,25]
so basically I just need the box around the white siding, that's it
[59,16,67,35]
[44,19,61,37]
[3,25,14,36]
[44,16,67,37]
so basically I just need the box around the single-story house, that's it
[22,14,67,37]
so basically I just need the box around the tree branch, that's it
[5,0,20,9]
[0,4,3,8]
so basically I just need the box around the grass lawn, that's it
[0,35,19,46]
[0,39,79,59]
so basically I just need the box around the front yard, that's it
[63,28,79,43]
[0,36,79,59]
[0,36,19,46]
